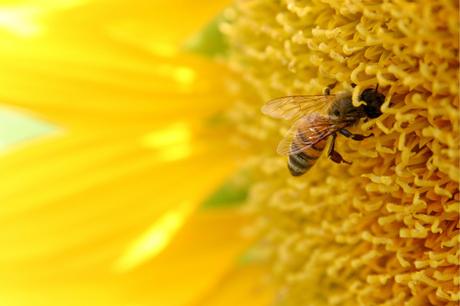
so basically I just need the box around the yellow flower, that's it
[223,0,459,305]
[0,1,276,305]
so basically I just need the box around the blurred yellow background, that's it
[0,1,274,305]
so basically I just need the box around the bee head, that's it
[360,87,385,119]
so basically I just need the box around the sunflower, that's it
[0,1,275,305]
[223,0,459,305]
[2,0,459,305]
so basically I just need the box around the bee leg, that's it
[323,82,338,96]
[328,134,352,165]
[339,128,374,141]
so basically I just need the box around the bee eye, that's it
[333,110,340,116]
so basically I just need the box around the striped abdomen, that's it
[287,135,327,177]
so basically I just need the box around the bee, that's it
[261,84,385,176]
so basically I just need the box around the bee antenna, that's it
[375,84,379,91]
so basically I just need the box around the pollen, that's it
[223,0,459,305]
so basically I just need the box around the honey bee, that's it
[262,84,385,176]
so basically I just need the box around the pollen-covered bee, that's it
[261,84,385,176]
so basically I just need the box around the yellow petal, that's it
[115,209,256,306]
[0,53,234,130]
[0,206,255,306]
[0,0,234,129]
[0,2,256,306]
[114,201,197,273]
[195,263,276,306]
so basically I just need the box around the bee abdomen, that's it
[288,152,315,176]
[288,140,326,176]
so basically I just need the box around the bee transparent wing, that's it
[276,114,344,156]
[261,95,336,120]
[276,121,306,156]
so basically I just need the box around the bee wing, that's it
[261,95,336,120]
[276,114,345,156]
